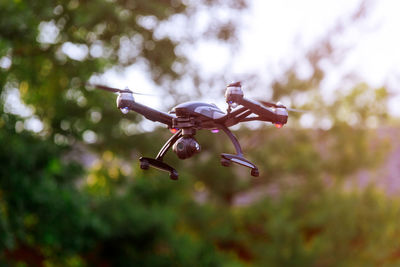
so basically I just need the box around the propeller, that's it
[87,84,154,96]
[258,100,307,113]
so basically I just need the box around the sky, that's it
[106,0,400,117]
[7,0,398,133]
[194,0,400,114]
[4,0,399,135]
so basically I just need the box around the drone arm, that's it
[237,98,275,120]
[224,110,253,127]
[217,98,287,127]
[237,97,287,124]
[216,107,251,127]
[124,101,174,127]
[239,117,271,123]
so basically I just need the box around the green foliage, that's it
[0,113,240,265]
[237,187,400,266]
[0,113,87,260]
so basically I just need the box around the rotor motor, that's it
[116,92,135,110]
[225,81,244,106]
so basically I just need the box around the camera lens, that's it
[177,142,185,151]
[173,137,201,159]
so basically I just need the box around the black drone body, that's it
[92,82,290,180]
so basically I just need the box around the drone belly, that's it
[198,119,220,130]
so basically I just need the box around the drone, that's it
[90,82,299,180]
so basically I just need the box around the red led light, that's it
[169,128,178,134]
[274,123,283,129]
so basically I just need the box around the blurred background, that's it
[1,0,400,266]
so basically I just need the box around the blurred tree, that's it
[175,1,398,265]
[0,0,248,265]
[0,0,247,150]
[0,114,242,265]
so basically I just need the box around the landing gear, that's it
[140,159,150,170]
[139,124,262,179]
[220,153,259,177]
[139,129,182,180]
[219,125,260,177]
[169,170,179,180]
[221,157,231,167]
[251,168,259,177]
[139,157,179,180]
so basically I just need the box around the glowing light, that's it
[211,129,219,133]
[274,123,283,128]
[169,128,178,134]
[120,107,129,114]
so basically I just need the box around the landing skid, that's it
[218,125,259,177]
[139,157,179,180]
[220,153,259,177]
[139,129,182,180]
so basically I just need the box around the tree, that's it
[0,0,248,265]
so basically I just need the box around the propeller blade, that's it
[258,100,307,113]
[286,107,308,113]
[88,84,127,93]
[258,100,285,109]
[88,84,154,96]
